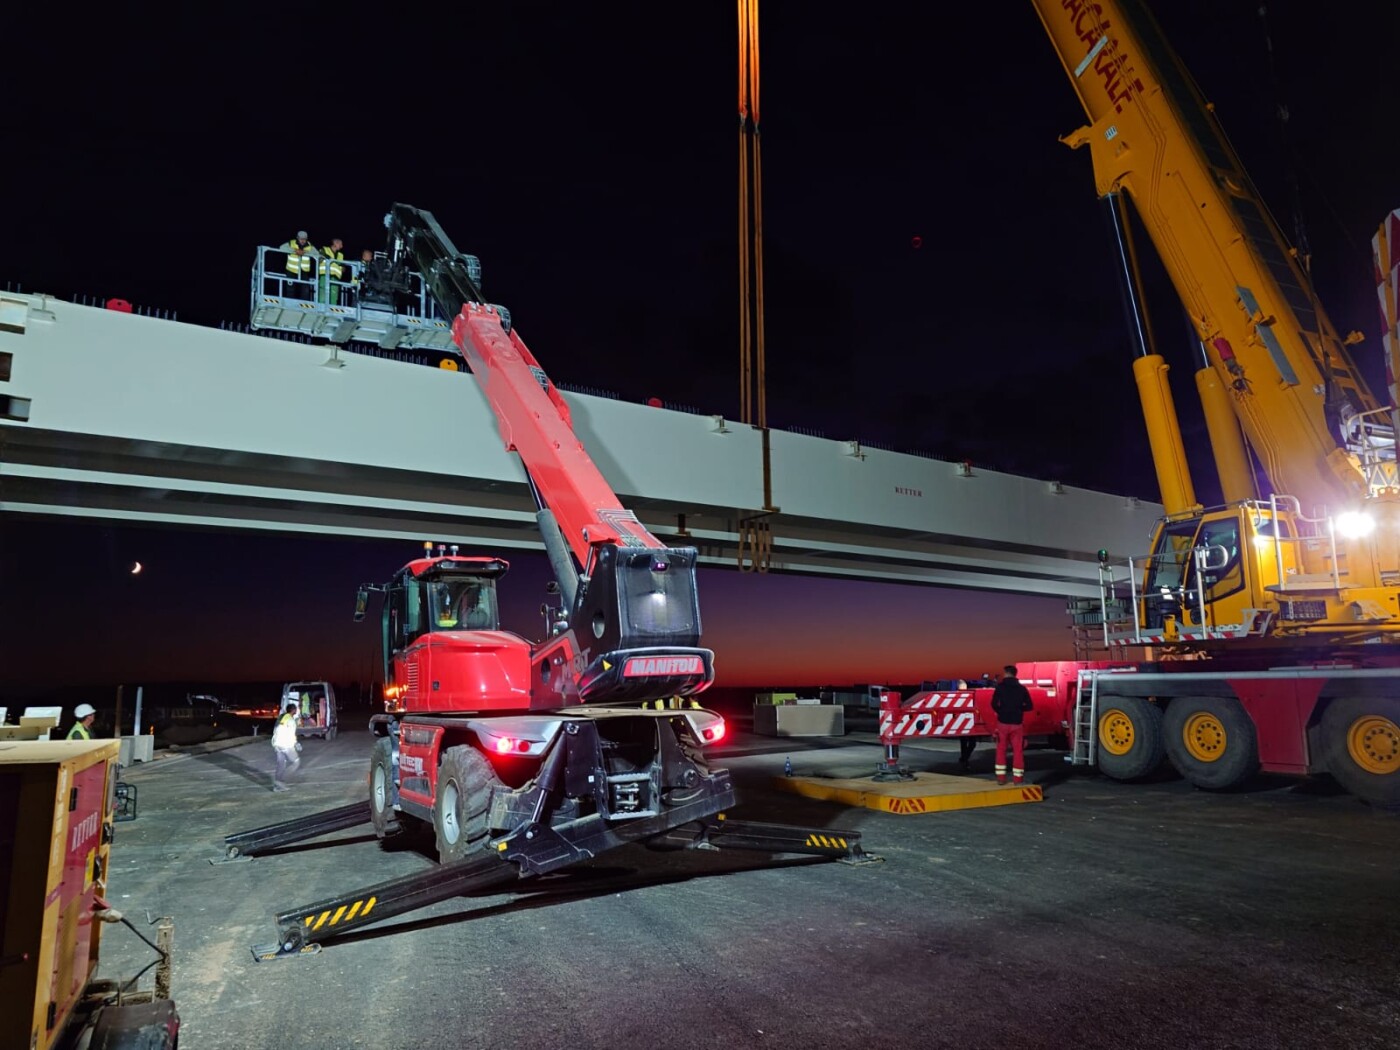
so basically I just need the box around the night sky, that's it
[1,2,1394,699]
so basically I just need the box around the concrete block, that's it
[119,735,155,766]
[752,704,844,737]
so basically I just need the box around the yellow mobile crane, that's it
[1002,1,1400,804]
[1033,0,1399,650]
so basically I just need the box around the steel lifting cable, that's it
[738,0,753,424]
[1256,3,1369,433]
[736,0,776,527]
[748,0,767,430]
[737,0,767,429]
[1256,4,1313,267]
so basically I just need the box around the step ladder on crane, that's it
[1070,668,1101,768]
[1066,552,1143,767]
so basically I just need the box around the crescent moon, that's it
[131,561,143,575]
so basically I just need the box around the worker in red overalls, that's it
[990,665,1034,785]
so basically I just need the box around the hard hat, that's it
[75,703,96,719]
[296,229,308,239]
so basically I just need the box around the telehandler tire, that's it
[434,745,500,863]
[369,736,402,839]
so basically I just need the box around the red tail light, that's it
[702,720,726,744]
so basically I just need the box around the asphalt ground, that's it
[99,723,1399,1050]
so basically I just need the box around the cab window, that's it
[428,579,500,631]
[1143,520,1197,628]
[1198,516,1243,606]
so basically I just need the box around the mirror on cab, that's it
[354,587,370,622]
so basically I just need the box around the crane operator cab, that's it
[359,556,507,643]
[357,553,525,715]
[432,579,498,632]
[1135,505,1300,643]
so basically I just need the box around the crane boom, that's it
[384,203,666,571]
[1031,0,1388,513]
[379,203,712,705]
[1033,1,1400,648]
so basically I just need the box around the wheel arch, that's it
[1294,677,1390,775]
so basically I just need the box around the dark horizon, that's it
[0,516,1073,698]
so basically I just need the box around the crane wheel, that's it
[1319,697,1400,806]
[434,745,501,864]
[1162,696,1258,791]
[369,737,402,840]
[1094,696,1164,781]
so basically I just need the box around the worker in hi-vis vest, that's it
[318,237,345,305]
[284,230,318,301]
[67,703,97,740]
[271,702,302,791]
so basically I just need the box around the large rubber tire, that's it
[1162,696,1259,791]
[369,736,402,839]
[1319,696,1400,806]
[433,745,499,864]
[1095,696,1165,781]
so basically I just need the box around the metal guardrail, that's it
[248,246,456,351]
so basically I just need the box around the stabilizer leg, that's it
[656,815,881,865]
[251,848,521,961]
[216,801,372,862]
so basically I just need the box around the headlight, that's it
[1336,510,1376,539]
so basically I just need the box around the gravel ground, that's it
[100,725,1399,1050]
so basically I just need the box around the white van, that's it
[280,681,339,740]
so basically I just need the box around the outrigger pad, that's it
[251,941,323,963]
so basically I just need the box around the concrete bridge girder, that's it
[0,294,1162,600]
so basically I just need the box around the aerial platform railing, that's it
[1345,407,1400,493]
[249,246,458,352]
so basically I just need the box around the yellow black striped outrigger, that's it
[233,798,877,962]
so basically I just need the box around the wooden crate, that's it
[0,740,121,1050]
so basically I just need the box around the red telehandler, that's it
[226,205,873,959]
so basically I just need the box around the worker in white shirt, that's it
[271,702,302,792]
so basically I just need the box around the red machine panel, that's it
[879,689,984,741]
[1231,676,1321,775]
[397,723,445,806]
[51,760,109,1019]
[397,631,533,715]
